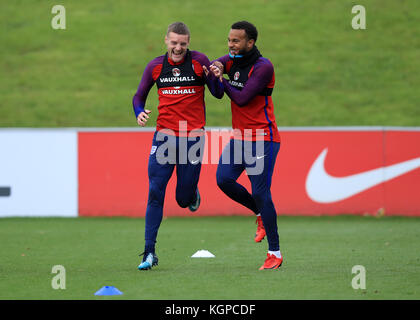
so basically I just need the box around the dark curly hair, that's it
[231,21,258,42]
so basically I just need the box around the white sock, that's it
[256,213,261,217]
[268,250,282,259]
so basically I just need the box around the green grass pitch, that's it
[1,0,420,303]
[1,215,419,300]
[1,0,419,127]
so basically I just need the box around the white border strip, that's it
[1,126,420,132]
[277,126,420,132]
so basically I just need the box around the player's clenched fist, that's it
[210,61,224,81]
[137,109,151,126]
[211,61,224,73]
[202,62,224,82]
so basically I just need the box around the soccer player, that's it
[132,22,222,270]
[206,21,283,270]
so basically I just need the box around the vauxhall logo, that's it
[160,68,195,86]
[159,66,197,93]
[172,68,181,77]
[161,88,196,95]
[230,71,244,88]
[159,74,196,83]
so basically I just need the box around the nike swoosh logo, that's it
[306,148,420,203]
[191,160,200,164]
[256,155,266,160]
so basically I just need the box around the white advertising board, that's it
[0,129,78,217]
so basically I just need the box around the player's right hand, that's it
[211,61,224,73]
[137,109,151,127]
[209,62,224,82]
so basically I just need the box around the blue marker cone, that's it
[94,286,123,296]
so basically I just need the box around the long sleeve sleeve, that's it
[221,61,274,107]
[191,52,224,99]
[205,71,224,99]
[132,59,158,118]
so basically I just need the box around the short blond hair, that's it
[167,22,190,39]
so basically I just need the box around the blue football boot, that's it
[138,252,158,270]
[188,188,201,212]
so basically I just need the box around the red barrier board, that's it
[382,130,420,215]
[78,129,420,217]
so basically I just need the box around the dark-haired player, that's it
[206,21,283,270]
[133,22,222,270]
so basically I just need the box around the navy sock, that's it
[144,244,155,254]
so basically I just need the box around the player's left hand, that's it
[209,62,224,82]
[137,109,151,127]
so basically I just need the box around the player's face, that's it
[228,29,254,56]
[165,32,190,63]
